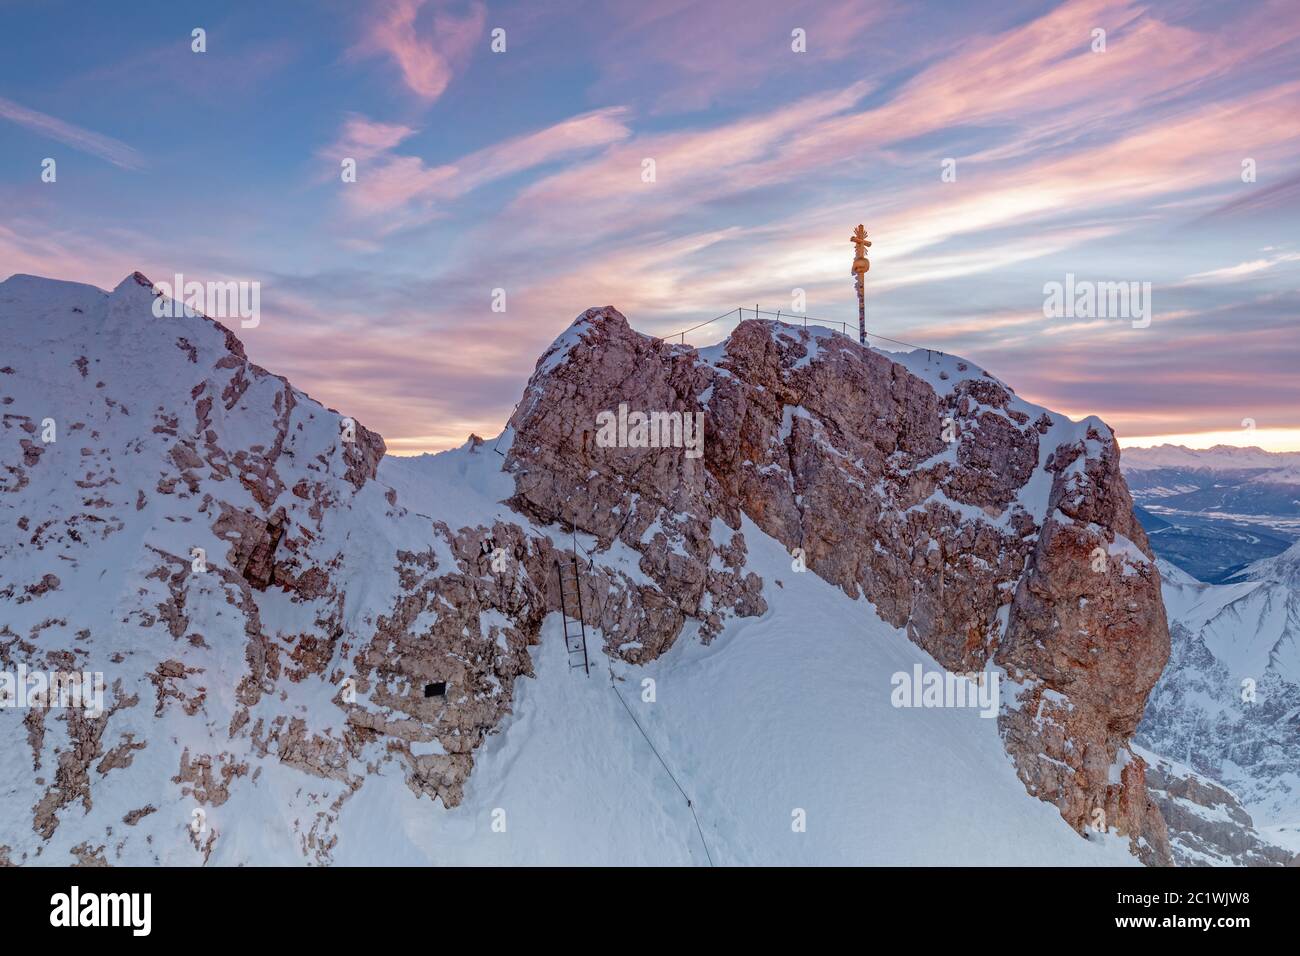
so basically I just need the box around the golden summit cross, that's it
[850,224,871,345]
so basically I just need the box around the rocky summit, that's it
[507,306,1172,864]
[1,274,1177,865]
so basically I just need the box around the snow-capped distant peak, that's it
[1121,443,1300,471]
[1237,537,1300,584]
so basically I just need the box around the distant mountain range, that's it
[1123,445,1300,472]
[1137,550,1300,864]
[1127,447,1300,864]
[1122,445,1300,582]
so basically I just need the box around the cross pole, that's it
[850,224,871,346]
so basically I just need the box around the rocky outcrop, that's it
[505,307,1171,862]
[1139,747,1296,866]
[998,436,1172,864]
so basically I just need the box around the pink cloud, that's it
[329,107,632,228]
[350,0,485,101]
[331,114,418,161]
[507,81,870,228]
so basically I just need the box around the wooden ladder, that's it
[555,552,590,676]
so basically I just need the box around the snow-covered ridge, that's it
[0,275,1165,865]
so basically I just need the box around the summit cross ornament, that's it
[850,224,871,345]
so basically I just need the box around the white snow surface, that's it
[330,508,1136,866]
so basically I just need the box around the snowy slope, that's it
[341,463,1136,865]
[0,273,422,864]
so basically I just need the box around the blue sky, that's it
[2,0,1299,452]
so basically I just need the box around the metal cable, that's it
[608,676,716,867]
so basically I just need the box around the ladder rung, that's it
[555,555,590,677]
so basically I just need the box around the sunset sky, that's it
[2,0,1298,454]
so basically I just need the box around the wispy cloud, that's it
[328,114,420,162]
[325,107,633,230]
[1195,169,1300,221]
[1183,252,1300,284]
[0,95,143,169]
[499,2,1300,260]
[349,0,485,101]
[589,0,890,112]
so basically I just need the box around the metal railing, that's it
[662,306,940,355]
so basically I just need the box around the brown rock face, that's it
[999,437,1172,864]
[506,307,1171,863]
[506,311,766,652]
